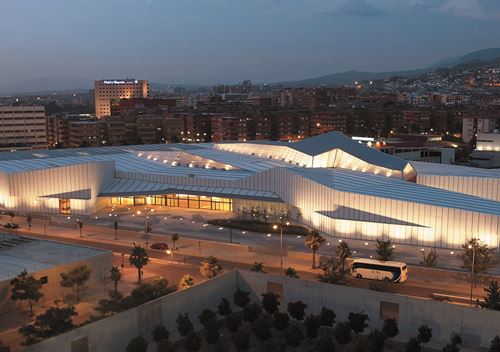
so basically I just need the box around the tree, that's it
[420,248,439,267]
[176,313,194,337]
[225,314,242,333]
[200,256,222,278]
[233,331,250,352]
[348,312,369,334]
[287,301,307,321]
[304,230,326,268]
[125,277,173,307]
[318,258,347,285]
[183,332,201,352]
[490,336,500,352]
[217,298,232,316]
[382,318,399,339]
[304,314,321,338]
[261,292,280,314]
[375,239,395,261]
[481,281,500,310]
[417,325,432,350]
[233,288,250,308]
[458,238,493,276]
[284,324,303,347]
[129,245,150,284]
[10,270,43,315]
[127,336,148,352]
[316,335,335,352]
[335,241,352,273]
[109,266,121,295]
[205,322,220,345]
[442,335,462,352]
[199,309,217,326]
[171,233,179,249]
[153,325,170,343]
[95,290,124,316]
[242,303,262,323]
[60,265,91,301]
[19,305,77,345]
[261,338,286,352]
[250,262,266,273]
[404,337,421,352]
[178,274,195,290]
[333,321,352,345]
[319,307,336,327]
[273,312,289,331]
[284,267,299,278]
[252,316,272,341]
[368,329,387,352]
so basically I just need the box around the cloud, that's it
[324,0,386,17]
[432,0,500,19]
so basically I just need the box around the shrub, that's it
[348,312,369,334]
[242,303,262,323]
[382,318,399,338]
[417,325,432,345]
[198,309,217,326]
[490,336,500,352]
[126,336,148,352]
[183,332,201,352]
[152,325,170,343]
[273,311,290,331]
[176,313,194,337]
[233,331,250,352]
[333,322,352,345]
[217,298,232,316]
[316,335,335,352]
[205,324,220,345]
[156,339,175,352]
[261,292,280,314]
[225,314,242,333]
[368,329,387,352]
[284,324,303,347]
[287,301,307,321]
[284,267,299,278]
[404,337,420,352]
[319,307,336,327]
[261,337,286,352]
[252,316,272,341]
[304,314,321,338]
[233,288,250,308]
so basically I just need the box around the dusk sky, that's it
[1,0,500,88]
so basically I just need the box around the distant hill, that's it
[429,48,500,68]
[274,48,500,88]
[0,77,91,95]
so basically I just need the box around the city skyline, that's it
[1,0,500,91]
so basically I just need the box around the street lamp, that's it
[166,249,174,285]
[468,244,476,307]
[273,221,289,273]
[35,198,48,237]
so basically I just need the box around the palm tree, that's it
[304,230,326,268]
[250,262,266,273]
[171,233,180,249]
[129,245,150,283]
[335,241,352,273]
[109,266,122,294]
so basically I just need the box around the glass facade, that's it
[111,194,232,211]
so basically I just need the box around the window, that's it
[59,198,71,214]
[380,301,399,320]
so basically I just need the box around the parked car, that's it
[150,242,169,250]
[4,223,20,229]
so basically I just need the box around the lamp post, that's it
[166,249,174,285]
[35,198,48,237]
[228,220,232,244]
[273,221,289,273]
[469,243,476,307]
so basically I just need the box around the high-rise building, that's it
[0,105,47,151]
[94,79,149,118]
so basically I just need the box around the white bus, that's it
[351,258,408,283]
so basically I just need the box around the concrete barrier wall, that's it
[24,270,500,351]
[25,270,239,352]
[239,270,500,350]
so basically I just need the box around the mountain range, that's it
[1,48,500,95]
